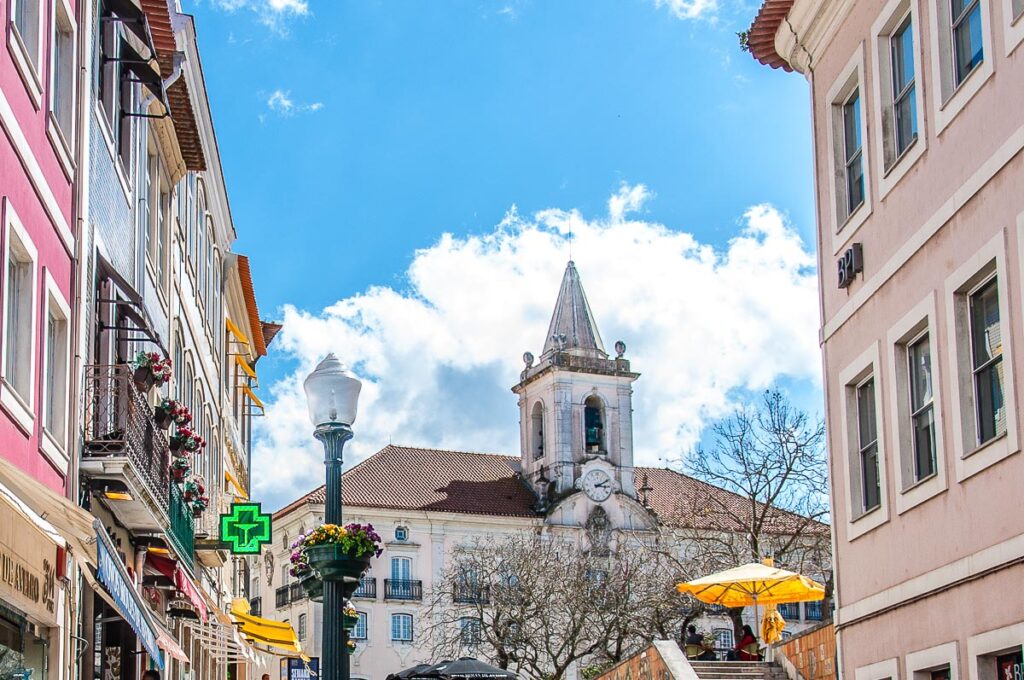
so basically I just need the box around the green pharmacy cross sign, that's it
[220,502,272,554]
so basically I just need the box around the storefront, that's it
[0,505,61,680]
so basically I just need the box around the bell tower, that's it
[512,261,640,500]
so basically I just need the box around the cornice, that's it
[776,0,858,75]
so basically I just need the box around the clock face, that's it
[580,469,613,502]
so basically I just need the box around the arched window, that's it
[205,224,214,312]
[194,181,206,268]
[583,395,605,454]
[530,402,545,459]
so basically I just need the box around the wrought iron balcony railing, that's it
[453,583,490,604]
[249,597,262,617]
[82,364,172,510]
[290,582,304,602]
[275,586,290,609]
[384,579,422,601]
[352,577,376,599]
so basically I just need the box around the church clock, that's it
[579,468,613,502]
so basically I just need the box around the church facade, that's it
[257,262,826,680]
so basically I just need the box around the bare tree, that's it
[422,530,690,680]
[677,388,833,631]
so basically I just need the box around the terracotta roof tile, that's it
[275,446,822,536]
[747,0,796,72]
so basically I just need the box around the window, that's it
[281,565,290,586]
[842,90,865,218]
[459,618,481,647]
[12,0,43,75]
[890,16,917,158]
[908,334,936,481]
[251,575,261,599]
[1015,0,1024,21]
[394,526,409,542]
[297,614,307,641]
[583,395,605,453]
[857,377,881,512]
[351,612,368,640]
[2,210,38,418]
[42,292,70,449]
[969,278,1005,445]
[951,0,983,85]
[531,401,545,459]
[50,0,76,148]
[805,601,823,620]
[714,628,734,650]
[777,603,800,620]
[391,614,413,642]
[995,651,1022,680]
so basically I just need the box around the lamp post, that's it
[304,354,362,680]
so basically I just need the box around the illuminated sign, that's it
[219,503,272,554]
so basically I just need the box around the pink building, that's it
[749,1,1024,679]
[1,0,78,492]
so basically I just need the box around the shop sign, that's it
[0,509,58,625]
[285,658,318,680]
[95,526,163,668]
[220,502,272,554]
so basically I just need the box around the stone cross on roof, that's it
[541,261,607,359]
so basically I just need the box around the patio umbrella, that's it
[421,657,518,680]
[386,664,434,680]
[676,562,825,643]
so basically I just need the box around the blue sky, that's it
[185,0,822,509]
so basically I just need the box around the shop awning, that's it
[154,620,188,663]
[147,553,208,623]
[230,600,304,656]
[96,524,164,668]
[242,385,264,412]
[235,354,257,380]
[226,318,250,346]
[182,619,260,664]
[224,469,248,500]
[0,456,97,563]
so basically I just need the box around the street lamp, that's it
[304,354,362,680]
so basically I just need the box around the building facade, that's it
[748,1,1024,680]
[264,263,827,680]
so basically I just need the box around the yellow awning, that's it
[224,469,248,500]
[226,318,250,346]
[235,354,257,380]
[242,385,264,411]
[230,599,305,657]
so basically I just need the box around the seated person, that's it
[726,625,760,661]
[684,625,717,661]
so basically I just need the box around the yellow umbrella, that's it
[676,562,825,642]
[760,604,786,644]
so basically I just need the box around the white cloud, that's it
[654,0,718,20]
[209,0,308,33]
[263,89,323,117]
[251,186,820,509]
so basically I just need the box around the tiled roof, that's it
[236,256,266,356]
[275,446,821,536]
[747,0,795,72]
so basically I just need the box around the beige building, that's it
[748,1,1024,679]
[261,263,827,680]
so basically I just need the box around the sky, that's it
[183,0,821,511]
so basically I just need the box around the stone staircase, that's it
[687,661,788,680]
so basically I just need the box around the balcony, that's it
[249,597,262,617]
[805,601,824,621]
[453,583,490,605]
[384,579,422,601]
[167,482,194,571]
[777,602,800,620]
[352,577,376,600]
[81,365,176,532]
[275,586,289,609]
[290,582,304,602]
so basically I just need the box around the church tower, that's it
[512,261,640,501]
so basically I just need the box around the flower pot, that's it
[171,468,189,482]
[133,367,155,391]
[170,438,185,452]
[305,545,371,582]
[154,406,174,429]
[299,573,323,602]
[343,613,360,629]
[192,507,204,518]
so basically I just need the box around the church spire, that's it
[542,261,607,359]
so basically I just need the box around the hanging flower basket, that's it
[170,456,192,481]
[130,351,172,391]
[155,399,191,430]
[306,545,371,582]
[169,427,205,453]
[343,613,360,629]
[299,572,323,602]
[345,639,356,655]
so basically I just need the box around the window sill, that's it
[878,133,927,201]
[832,198,873,257]
[964,431,1007,460]
[895,467,946,515]
[46,113,76,181]
[7,23,43,110]
[0,380,34,436]
[935,58,993,135]
[39,428,69,474]
[846,499,889,541]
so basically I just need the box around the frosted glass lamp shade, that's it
[303,354,362,427]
